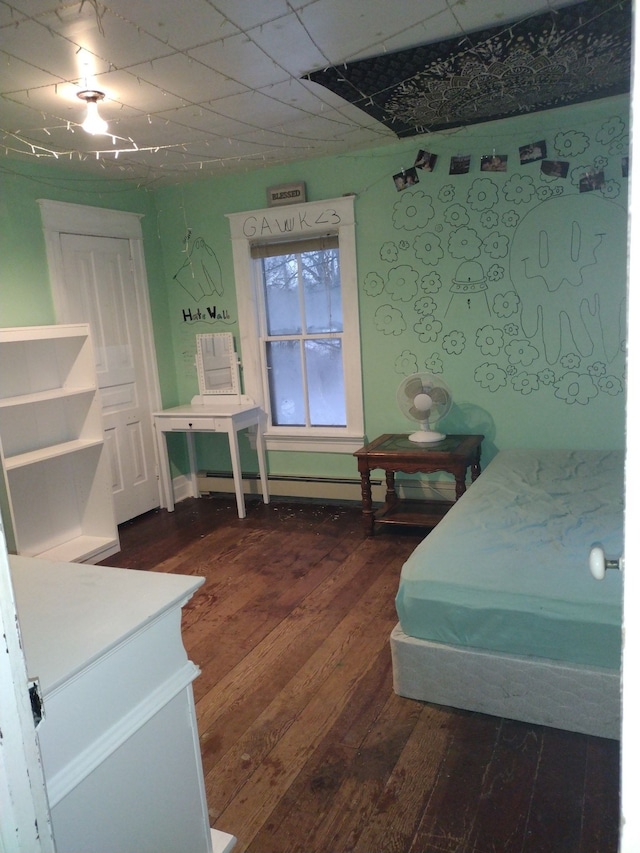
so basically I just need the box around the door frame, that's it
[38,199,163,508]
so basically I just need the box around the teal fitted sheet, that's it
[395,449,623,669]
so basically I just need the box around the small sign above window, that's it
[266,181,306,207]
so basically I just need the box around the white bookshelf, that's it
[0,324,119,563]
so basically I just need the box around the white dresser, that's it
[11,555,235,853]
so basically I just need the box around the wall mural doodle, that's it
[364,115,628,407]
[173,235,224,300]
[172,233,234,326]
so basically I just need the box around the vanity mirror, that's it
[195,332,240,398]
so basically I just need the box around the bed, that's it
[391,449,624,740]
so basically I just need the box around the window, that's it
[254,238,345,428]
[227,196,363,453]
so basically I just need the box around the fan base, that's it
[409,429,446,443]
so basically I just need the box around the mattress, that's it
[395,449,624,669]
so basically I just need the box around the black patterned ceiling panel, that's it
[305,0,631,137]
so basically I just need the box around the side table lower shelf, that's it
[373,498,454,530]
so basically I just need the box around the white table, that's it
[153,399,270,517]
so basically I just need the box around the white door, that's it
[57,233,160,524]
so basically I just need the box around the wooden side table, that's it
[354,433,483,535]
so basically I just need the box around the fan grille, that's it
[397,373,452,427]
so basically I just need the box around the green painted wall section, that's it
[0,157,179,408]
[0,94,629,486]
[154,94,629,478]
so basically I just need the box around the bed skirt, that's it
[390,623,620,740]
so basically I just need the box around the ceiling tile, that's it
[207,0,293,31]
[102,0,240,50]
[188,31,291,90]
[128,53,250,108]
[297,0,457,66]
[0,0,626,184]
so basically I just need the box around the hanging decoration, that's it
[449,156,471,175]
[414,150,437,172]
[393,167,419,191]
[519,141,547,165]
[480,154,508,173]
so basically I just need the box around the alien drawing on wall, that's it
[509,194,626,368]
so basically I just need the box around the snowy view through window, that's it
[261,247,346,427]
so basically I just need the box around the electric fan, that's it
[396,373,453,443]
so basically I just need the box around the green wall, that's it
[154,94,629,476]
[0,93,629,486]
[0,158,178,405]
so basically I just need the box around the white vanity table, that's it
[154,399,269,516]
[153,333,270,517]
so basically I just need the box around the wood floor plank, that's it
[580,737,620,853]
[204,557,406,828]
[464,719,543,853]
[320,698,453,853]
[522,727,588,853]
[196,538,401,758]
[211,582,407,847]
[188,527,365,700]
[408,709,503,852]
[248,645,407,853]
[104,498,620,853]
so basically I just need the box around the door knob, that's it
[589,545,624,580]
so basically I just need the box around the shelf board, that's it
[31,535,120,564]
[5,438,104,470]
[0,324,89,343]
[0,386,96,408]
[373,498,453,529]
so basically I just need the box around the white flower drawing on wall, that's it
[363,113,627,404]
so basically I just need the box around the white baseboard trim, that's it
[172,473,197,504]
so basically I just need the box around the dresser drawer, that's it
[157,415,220,431]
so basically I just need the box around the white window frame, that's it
[227,196,364,453]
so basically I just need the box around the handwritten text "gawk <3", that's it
[240,207,342,238]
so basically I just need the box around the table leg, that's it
[359,469,374,536]
[227,428,246,519]
[471,447,482,481]
[385,470,397,504]
[155,426,175,512]
[454,472,466,501]
[185,431,199,500]
[255,419,270,506]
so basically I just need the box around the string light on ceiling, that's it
[0,0,628,187]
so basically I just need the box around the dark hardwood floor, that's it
[103,495,620,853]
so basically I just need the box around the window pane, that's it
[301,249,342,333]
[262,254,301,335]
[266,340,305,425]
[305,339,346,427]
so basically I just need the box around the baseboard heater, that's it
[197,471,382,502]
[196,471,456,503]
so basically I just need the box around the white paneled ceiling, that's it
[0,0,624,186]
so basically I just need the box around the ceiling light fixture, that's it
[77,89,108,135]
